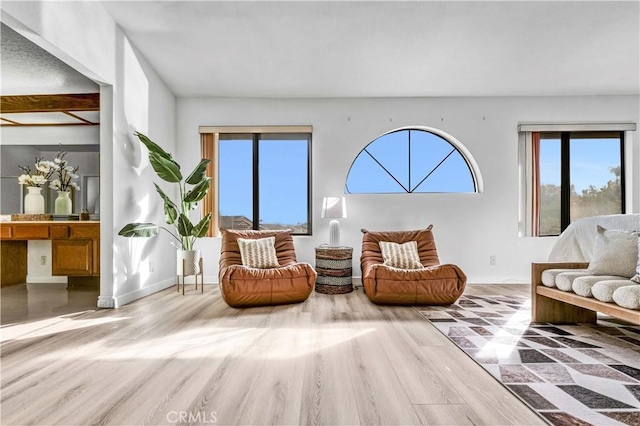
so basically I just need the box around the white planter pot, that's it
[24,186,45,214]
[177,249,201,276]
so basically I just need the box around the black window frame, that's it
[542,130,625,235]
[218,132,312,236]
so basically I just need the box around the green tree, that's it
[539,166,621,235]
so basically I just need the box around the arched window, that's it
[345,127,483,194]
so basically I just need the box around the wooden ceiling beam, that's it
[0,93,99,113]
[0,122,99,127]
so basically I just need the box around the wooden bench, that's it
[531,262,640,325]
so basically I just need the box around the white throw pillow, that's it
[632,239,640,284]
[587,226,638,278]
[237,236,280,269]
[379,241,423,269]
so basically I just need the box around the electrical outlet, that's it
[149,261,155,272]
[489,255,496,266]
[40,256,47,266]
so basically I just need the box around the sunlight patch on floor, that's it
[37,326,377,361]
[476,299,531,359]
[1,314,129,343]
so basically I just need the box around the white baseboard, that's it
[467,279,530,285]
[350,276,527,286]
[26,276,67,284]
[181,275,219,285]
[97,295,115,308]
[352,276,362,288]
[97,278,217,309]
[112,277,175,308]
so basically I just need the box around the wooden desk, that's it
[0,221,100,287]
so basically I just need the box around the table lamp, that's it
[321,196,347,247]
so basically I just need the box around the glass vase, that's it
[24,186,45,214]
[55,190,72,215]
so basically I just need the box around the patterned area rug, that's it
[415,294,640,426]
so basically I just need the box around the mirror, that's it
[0,176,23,214]
[0,145,99,216]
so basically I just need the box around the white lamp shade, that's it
[321,196,347,219]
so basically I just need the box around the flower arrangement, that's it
[49,151,80,192]
[18,158,58,187]
[17,151,80,191]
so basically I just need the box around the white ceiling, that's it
[101,0,640,98]
[1,23,99,96]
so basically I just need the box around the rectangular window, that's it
[218,134,254,230]
[200,126,312,236]
[537,131,624,236]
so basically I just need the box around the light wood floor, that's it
[1,284,544,425]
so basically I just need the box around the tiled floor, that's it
[1,282,98,325]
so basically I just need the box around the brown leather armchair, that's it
[219,229,316,308]
[361,226,466,305]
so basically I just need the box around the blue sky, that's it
[346,130,474,193]
[219,137,308,225]
[539,137,621,191]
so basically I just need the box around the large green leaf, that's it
[154,183,178,224]
[192,213,212,238]
[135,131,172,161]
[118,223,159,238]
[185,159,211,185]
[149,151,182,183]
[176,214,194,238]
[183,177,210,203]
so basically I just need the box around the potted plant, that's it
[118,131,211,276]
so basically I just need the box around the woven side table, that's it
[315,246,353,294]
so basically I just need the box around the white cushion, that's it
[587,226,639,278]
[555,271,592,291]
[237,236,280,269]
[612,285,640,310]
[632,239,640,284]
[592,280,637,302]
[572,275,628,297]
[379,241,423,269]
[541,269,588,288]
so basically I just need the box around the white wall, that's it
[2,1,177,306]
[177,95,639,284]
[1,126,99,146]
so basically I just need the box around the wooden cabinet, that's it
[92,240,100,276]
[13,224,49,239]
[1,241,27,287]
[0,222,100,283]
[52,240,93,276]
